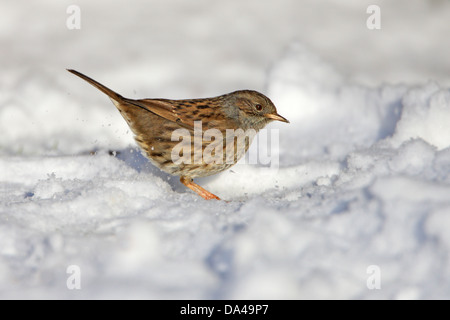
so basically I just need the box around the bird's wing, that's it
[125,98,195,130]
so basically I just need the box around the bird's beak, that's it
[265,113,290,123]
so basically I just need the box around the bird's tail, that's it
[67,69,123,104]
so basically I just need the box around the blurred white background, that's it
[2,0,449,98]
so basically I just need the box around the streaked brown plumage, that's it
[67,69,289,200]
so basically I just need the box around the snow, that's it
[1,0,450,299]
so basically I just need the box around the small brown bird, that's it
[67,69,288,200]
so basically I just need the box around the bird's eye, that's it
[255,104,263,111]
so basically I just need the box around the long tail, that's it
[67,69,123,103]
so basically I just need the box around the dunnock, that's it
[67,69,288,200]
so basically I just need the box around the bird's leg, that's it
[180,176,221,200]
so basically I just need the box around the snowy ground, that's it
[1,0,450,299]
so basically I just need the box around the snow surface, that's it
[1,0,450,299]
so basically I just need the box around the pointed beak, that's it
[265,113,290,123]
